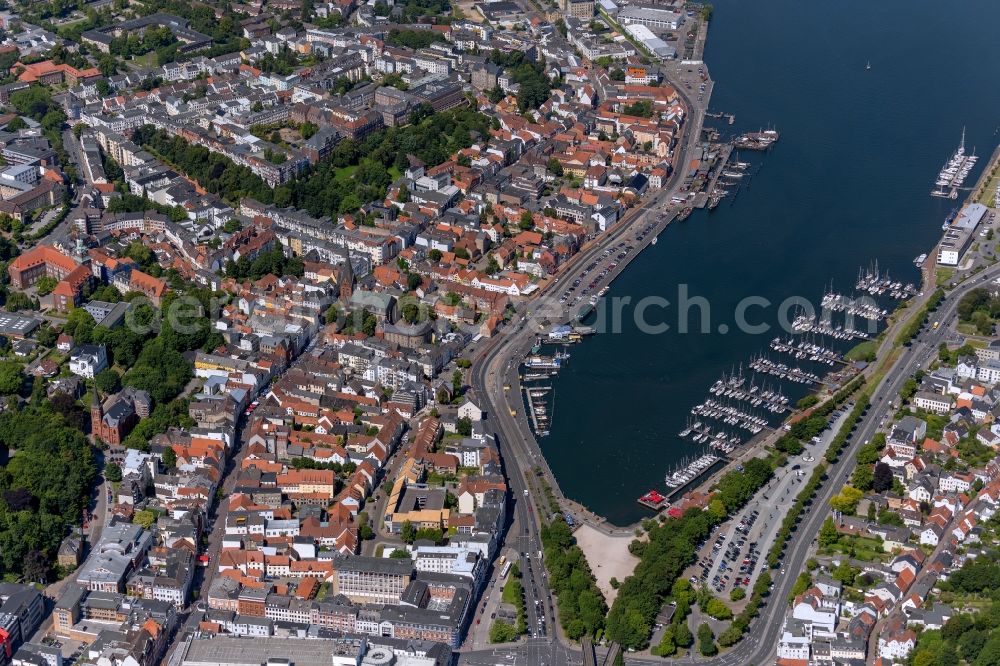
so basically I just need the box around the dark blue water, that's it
[540,0,1000,525]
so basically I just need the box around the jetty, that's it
[791,313,871,341]
[690,398,769,434]
[664,454,722,489]
[770,336,844,366]
[821,291,889,322]
[523,385,552,437]
[748,356,822,384]
[931,128,979,199]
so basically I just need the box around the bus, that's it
[500,562,512,580]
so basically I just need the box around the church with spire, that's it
[91,384,152,446]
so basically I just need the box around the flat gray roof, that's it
[182,637,364,666]
[0,312,40,337]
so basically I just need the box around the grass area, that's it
[957,322,980,336]
[335,165,401,184]
[936,266,956,284]
[821,535,888,562]
[333,165,358,183]
[976,165,1000,206]
[844,340,878,362]
[130,52,158,69]
[501,577,521,605]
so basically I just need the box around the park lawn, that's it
[844,340,878,362]
[333,165,358,183]
[501,577,521,606]
[131,52,158,69]
[334,164,398,183]
[957,322,981,336]
[977,168,1000,206]
[824,535,888,562]
[936,267,956,284]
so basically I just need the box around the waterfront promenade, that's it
[462,46,712,651]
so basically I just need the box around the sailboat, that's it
[865,60,871,70]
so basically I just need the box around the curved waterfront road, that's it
[464,241,1000,666]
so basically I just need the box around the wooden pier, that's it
[695,142,735,209]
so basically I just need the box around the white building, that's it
[913,391,951,414]
[978,359,1000,384]
[617,5,683,30]
[938,203,987,266]
[69,344,108,379]
[776,619,811,661]
[791,588,839,637]
[878,628,917,660]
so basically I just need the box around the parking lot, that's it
[557,219,670,314]
[688,408,852,599]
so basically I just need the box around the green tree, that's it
[161,447,177,469]
[704,597,732,620]
[652,625,675,656]
[489,620,518,643]
[697,623,716,656]
[95,368,121,394]
[0,361,23,394]
[34,275,58,296]
[133,509,156,529]
[518,210,534,230]
[105,461,123,483]
[401,520,416,543]
[851,464,874,491]
[708,498,727,520]
[674,620,693,648]
[790,572,812,599]
[832,561,857,584]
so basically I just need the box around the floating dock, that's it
[637,489,669,511]
[931,128,978,199]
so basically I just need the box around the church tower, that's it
[90,384,103,438]
[338,250,354,303]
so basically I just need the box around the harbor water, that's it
[539,0,1000,526]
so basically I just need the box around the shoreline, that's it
[491,16,720,537]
